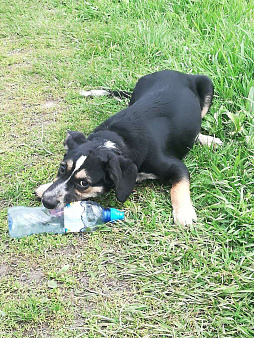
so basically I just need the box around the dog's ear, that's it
[106,154,138,202]
[64,130,86,150]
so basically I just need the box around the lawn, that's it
[0,0,253,337]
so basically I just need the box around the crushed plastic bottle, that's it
[8,201,124,238]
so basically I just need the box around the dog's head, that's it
[40,131,138,209]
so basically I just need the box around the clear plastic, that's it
[8,206,65,238]
[8,201,124,238]
[64,201,105,233]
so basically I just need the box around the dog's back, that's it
[130,70,213,112]
[95,70,213,161]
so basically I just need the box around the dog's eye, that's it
[58,162,67,176]
[77,180,89,191]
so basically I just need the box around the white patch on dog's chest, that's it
[102,141,117,150]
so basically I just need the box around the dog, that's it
[36,70,222,225]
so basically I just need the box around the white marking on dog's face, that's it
[42,155,88,207]
[35,182,54,198]
[74,156,87,172]
[42,181,68,207]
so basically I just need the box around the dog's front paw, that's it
[173,204,197,225]
[35,182,53,199]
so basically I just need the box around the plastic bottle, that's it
[8,201,124,238]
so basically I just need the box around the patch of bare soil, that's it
[19,269,45,286]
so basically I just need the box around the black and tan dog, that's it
[36,70,222,225]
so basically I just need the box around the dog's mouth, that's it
[41,185,105,210]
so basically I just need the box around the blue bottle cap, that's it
[103,208,124,223]
[110,208,124,222]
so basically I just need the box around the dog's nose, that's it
[42,197,59,209]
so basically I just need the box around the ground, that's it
[0,0,253,337]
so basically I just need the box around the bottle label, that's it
[64,201,100,233]
[64,202,86,233]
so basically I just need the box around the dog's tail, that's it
[192,75,214,118]
[79,89,132,100]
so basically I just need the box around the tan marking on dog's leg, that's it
[170,178,197,225]
[35,182,54,199]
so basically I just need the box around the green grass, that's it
[0,0,253,336]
